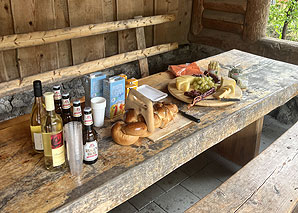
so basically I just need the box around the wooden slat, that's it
[0,0,19,82]
[204,0,247,14]
[202,18,244,34]
[54,0,72,68]
[68,0,105,64]
[0,15,175,52]
[135,16,149,77]
[190,0,204,36]
[10,0,59,78]
[154,0,193,45]
[186,122,298,213]
[203,9,245,25]
[0,43,178,97]
[189,28,244,50]
[103,0,118,57]
[143,0,154,47]
[116,0,154,53]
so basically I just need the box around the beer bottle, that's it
[83,107,98,164]
[72,100,82,122]
[61,93,72,126]
[53,85,63,116]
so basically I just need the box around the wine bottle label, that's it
[83,141,98,161]
[30,126,44,151]
[84,114,93,126]
[33,133,43,150]
[51,131,65,167]
[62,98,71,109]
[54,90,62,100]
[73,106,82,117]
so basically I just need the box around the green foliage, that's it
[267,0,298,41]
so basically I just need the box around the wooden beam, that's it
[0,0,19,82]
[212,117,264,166]
[190,0,204,36]
[203,9,245,25]
[135,16,149,77]
[204,0,247,14]
[0,42,178,97]
[202,18,244,34]
[243,0,271,42]
[0,15,175,51]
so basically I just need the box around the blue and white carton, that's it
[103,76,125,119]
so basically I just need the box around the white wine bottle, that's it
[30,80,46,153]
[41,92,66,171]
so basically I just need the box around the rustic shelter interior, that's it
[0,0,298,212]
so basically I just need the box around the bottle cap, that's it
[62,93,70,99]
[53,85,61,90]
[43,92,55,111]
[84,107,92,113]
[73,100,81,106]
[33,80,42,97]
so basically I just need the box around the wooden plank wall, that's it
[0,0,193,84]
[189,0,248,48]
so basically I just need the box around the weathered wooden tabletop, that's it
[1,50,298,213]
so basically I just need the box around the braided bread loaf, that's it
[111,102,178,145]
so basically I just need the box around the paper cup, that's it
[91,97,106,127]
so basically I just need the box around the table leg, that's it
[212,117,264,166]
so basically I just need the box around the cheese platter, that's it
[167,75,242,107]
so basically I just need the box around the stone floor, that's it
[109,115,293,213]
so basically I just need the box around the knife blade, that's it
[179,110,201,123]
[207,98,241,102]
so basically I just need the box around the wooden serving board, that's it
[167,78,242,107]
[147,114,190,142]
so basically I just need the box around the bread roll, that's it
[111,121,139,146]
[121,122,148,136]
[124,109,138,123]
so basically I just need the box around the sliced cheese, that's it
[180,75,196,84]
[220,77,236,89]
[213,87,231,99]
[181,82,190,92]
[176,75,195,91]
[223,85,235,96]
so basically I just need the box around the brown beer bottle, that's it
[61,93,72,126]
[53,85,63,116]
[72,100,82,122]
[83,107,98,164]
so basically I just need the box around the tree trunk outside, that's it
[281,0,298,39]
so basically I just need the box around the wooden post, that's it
[135,16,149,77]
[190,0,204,36]
[243,0,271,42]
[212,117,264,166]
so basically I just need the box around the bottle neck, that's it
[84,113,93,126]
[62,98,71,110]
[84,124,92,130]
[46,110,55,117]
[54,90,62,101]
[34,96,43,105]
[73,105,82,117]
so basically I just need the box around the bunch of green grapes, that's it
[192,76,215,93]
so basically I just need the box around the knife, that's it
[179,110,201,123]
[207,98,241,102]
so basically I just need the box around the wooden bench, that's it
[186,122,298,213]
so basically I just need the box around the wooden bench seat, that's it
[186,122,298,213]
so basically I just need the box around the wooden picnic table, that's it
[1,49,298,212]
